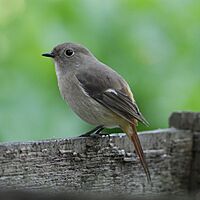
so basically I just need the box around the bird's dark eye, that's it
[65,49,74,57]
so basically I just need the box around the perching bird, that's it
[42,42,151,182]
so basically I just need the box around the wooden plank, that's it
[0,128,193,195]
[169,112,200,131]
[169,112,200,197]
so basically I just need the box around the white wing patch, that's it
[79,84,90,97]
[106,89,118,95]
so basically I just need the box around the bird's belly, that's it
[59,78,120,126]
[67,94,118,126]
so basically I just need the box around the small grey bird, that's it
[42,42,151,182]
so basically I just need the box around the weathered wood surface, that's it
[169,111,200,131]
[0,112,199,197]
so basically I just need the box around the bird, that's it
[42,42,151,182]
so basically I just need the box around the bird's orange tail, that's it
[122,122,151,183]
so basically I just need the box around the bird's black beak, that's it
[42,52,55,58]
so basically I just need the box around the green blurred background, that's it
[0,0,199,142]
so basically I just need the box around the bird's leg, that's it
[88,127,111,138]
[98,131,111,137]
[79,125,104,137]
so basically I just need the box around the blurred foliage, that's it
[0,0,199,141]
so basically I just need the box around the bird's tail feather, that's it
[122,122,151,183]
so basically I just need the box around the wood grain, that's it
[0,128,193,195]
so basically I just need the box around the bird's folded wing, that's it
[94,89,149,126]
[75,71,149,126]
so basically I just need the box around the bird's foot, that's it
[79,125,104,137]
[98,131,111,137]
[90,131,111,138]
